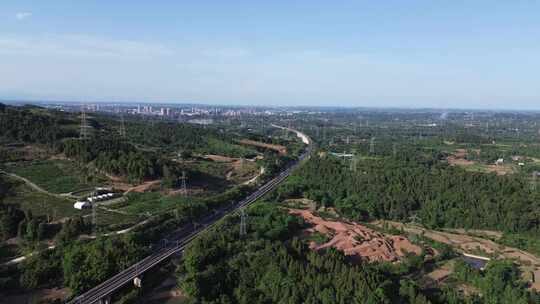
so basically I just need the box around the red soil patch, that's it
[447,156,476,166]
[484,164,514,175]
[114,180,161,193]
[288,209,423,263]
[447,149,476,166]
[454,149,468,158]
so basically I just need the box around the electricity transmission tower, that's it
[80,105,89,139]
[370,137,375,154]
[180,171,188,196]
[393,143,398,158]
[92,195,98,236]
[350,153,358,172]
[119,114,126,138]
[240,209,248,236]
[408,214,421,225]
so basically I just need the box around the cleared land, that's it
[236,139,287,155]
[372,220,540,291]
[445,148,516,175]
[2,159,99,193]
[288,208,427,263]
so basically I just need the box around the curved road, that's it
[68,126,312,304]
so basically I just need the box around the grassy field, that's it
[188,160,229,179]
[116,192,188,216]
[94,209,141,232]
[2,159,101,193]
[4,178,85,219]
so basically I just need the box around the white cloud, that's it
[203,47,251,59]
[0,34,175,58]
[15,12,32,20]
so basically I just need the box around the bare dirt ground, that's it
[443,228,503,239]
[447,149,476,166]
[0,287,69,304]
[114,180,161,193]
[483,164,515,175]
[447,156,476,166]
[372,220,540,291]
[0,144,49,161]
[426,261,453,282]
[166,187,204,197]
[446,149,514,175]
[288,209,426,263]
[237,139,287,155]
[144,277,187,303]
[203,154,239,162]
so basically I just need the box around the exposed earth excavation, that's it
[288,208,427,263]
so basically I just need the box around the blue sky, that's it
[1,1,540,109]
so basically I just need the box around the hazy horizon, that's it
[5,98,540,112]
[2,1,540,109]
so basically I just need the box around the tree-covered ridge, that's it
[178,203,401,304]
[126,120,215,151]
[61,137,166,182]
[178,203,540,303]
[277,153,540,235]
[0,104,78,146]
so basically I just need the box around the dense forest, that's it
[275,153,540,236]
[62,137,166,183]
[178,203,539,303]
[178,203,403,304]
[0,105,270,183]
[0,104,77,147]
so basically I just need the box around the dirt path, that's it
[0,170,73,198]
[1,218,150,266]
[242,167,265,185]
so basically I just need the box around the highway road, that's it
[68,129,312,304]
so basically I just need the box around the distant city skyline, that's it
[1,1,540,110]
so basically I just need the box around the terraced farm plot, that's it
[3,159,100,193]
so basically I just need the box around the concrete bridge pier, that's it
[98,296,111,304]
[134,276,142,288]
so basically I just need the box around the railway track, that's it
[68,130,312,304]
